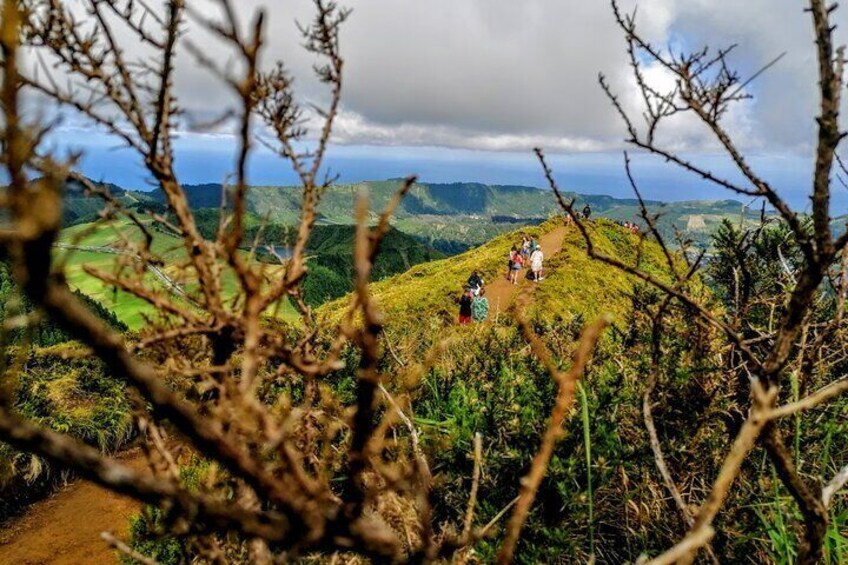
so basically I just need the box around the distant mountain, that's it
[147,179,763,251]
[62,177,763,252]
[61,176,159,226]
[63,176,125,196]
[147,180,658,221]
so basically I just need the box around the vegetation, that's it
[0,343,133,521]
[190,209,445,306]
[0,263,132,522]
[2,1,848,564]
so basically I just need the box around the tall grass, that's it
[578,381,594,556]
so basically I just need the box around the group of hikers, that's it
[507,234,544,284]
[454,207,646,325]
[456,234,547,325]
[563,204,592,227]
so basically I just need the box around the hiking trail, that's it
[486,225,568,317]
[0,225,570,565]
[0,451,145,565]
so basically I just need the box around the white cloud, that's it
[29,0,848,155]
[329,109,605,152]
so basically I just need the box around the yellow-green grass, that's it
[318,218,678,346]
[530,219,678,323]
[57,219,300,330]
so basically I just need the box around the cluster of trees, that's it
[189,209,444,306]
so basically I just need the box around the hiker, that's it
[509,250,523,285]
[582,204,592,220]
[467,271,484,296]
[530,244,544,281]
[458,288,473,325]
[507,245,518,279]
[530,236,538,254]
[471,287,489,322]
[521,236,531,258]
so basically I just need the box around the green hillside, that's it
[61,177,767,254]
[140,179,756,253]
[313,219,844,563]
[57,218,300,329]
[319,217,677,340]
[55,214,444,327]
[61,177,160,227]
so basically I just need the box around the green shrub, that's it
[0,344,134,521]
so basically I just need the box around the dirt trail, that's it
[0,451,145,565]
[0,226,570,565]
[485,225,568,316]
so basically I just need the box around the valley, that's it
[67,178,767,254]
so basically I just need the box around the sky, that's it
[38,0,848,211]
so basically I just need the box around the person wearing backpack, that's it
[471,287,489,322]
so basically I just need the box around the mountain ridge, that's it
[60,177,765,252]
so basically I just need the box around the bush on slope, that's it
[317,218,847,563]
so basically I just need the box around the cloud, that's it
[31,0,848,155]
[329,110,606,152]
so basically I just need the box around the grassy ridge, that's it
[320,218,674,340]
[330,218,845,562]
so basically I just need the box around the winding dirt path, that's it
[0,226,569,564]
[0,451,145,565]
[485,225,568,316]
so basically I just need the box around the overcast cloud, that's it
[160,0,843,155]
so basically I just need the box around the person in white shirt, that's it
[530,245,544,281]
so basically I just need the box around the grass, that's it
[56,218,300,329]
[314,219,688,561]
[0,342,134,520]
[579,381,595,556]
[28,212,848,562]
[319,218,677,348]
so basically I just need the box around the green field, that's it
[57,219,300,330]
